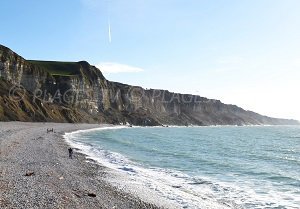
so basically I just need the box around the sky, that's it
[1,0,300,120]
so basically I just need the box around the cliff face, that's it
[0,44,298,125]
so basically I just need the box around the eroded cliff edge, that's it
[0,44,298,125]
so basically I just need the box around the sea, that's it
[64,125,300,209]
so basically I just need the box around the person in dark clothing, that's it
[68,148,73,159]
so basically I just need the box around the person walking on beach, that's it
[68,148,73,159]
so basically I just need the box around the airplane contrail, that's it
[108,20,112,43]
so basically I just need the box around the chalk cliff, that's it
[0,44,298,125]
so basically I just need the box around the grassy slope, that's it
[28,60,81,76]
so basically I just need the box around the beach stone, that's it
[24,171,35,176]
[87,193,97,197]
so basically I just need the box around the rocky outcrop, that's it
[0,44,299,125]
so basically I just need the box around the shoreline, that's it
[63,126,186,209]
[0,122,163,209]
[63,125,234,209]
[63,124,300,209]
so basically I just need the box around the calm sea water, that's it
[65,126,300,209]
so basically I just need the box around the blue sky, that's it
[1,0,300,120]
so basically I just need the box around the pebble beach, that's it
[0,122,163,209]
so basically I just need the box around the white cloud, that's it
[97,62,144,74]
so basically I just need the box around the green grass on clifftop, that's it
[29,60,81,76]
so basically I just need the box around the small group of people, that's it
[47,128,54,133]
